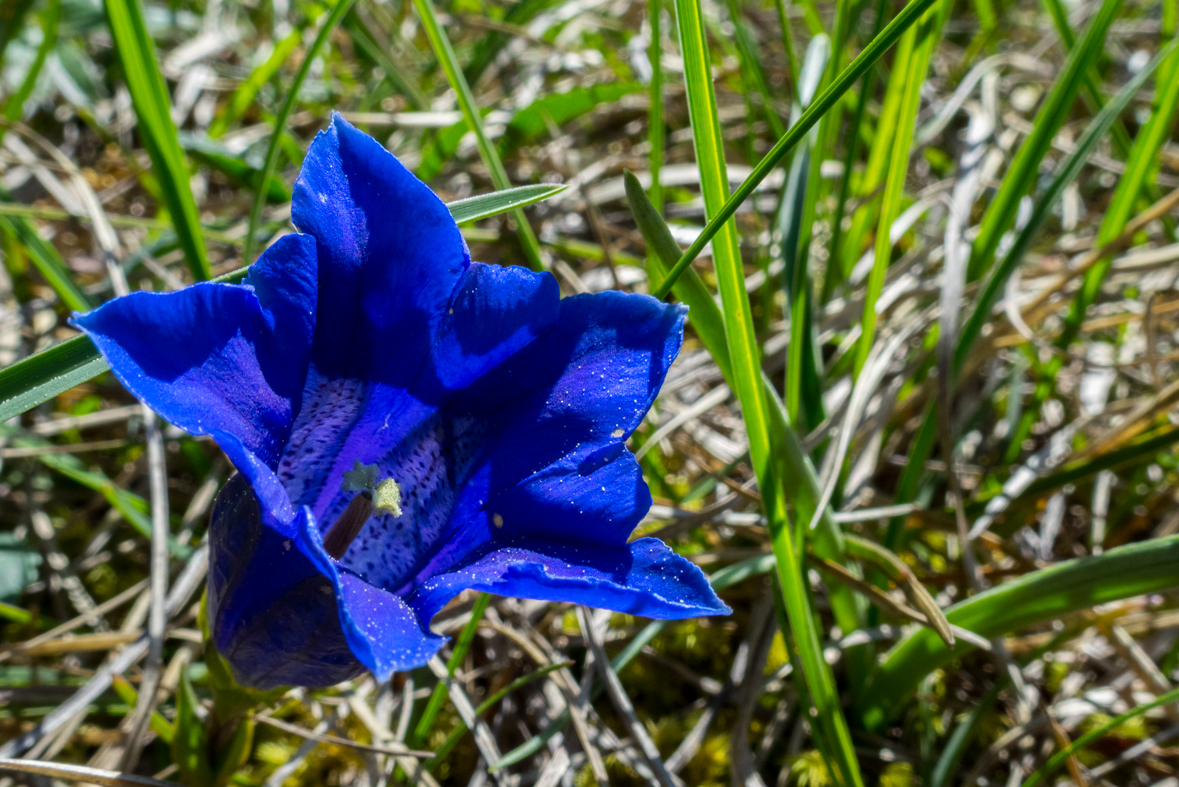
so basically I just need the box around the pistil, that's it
[323,461,402,560]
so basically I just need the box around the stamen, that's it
[324,461,403,559]
[324,492,374,559]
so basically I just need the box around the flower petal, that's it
[409,536,730,626]
[413,262,561,402]
[74,234,317,520]
[292,112,469,385]
[207,474,364,690]
[451,290,686,545]
[296,509,445,682]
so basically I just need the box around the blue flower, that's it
[72,114,729,689]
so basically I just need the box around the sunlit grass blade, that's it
[782,36,829,428]
[3,0,59,129]
[410,593,490,748]
[1020,685,1179,787]
[0,336,108,424]
[243,0,358,263]
[965,0,1121,281]
[413,0,546,271]
[649,0,665,211]
[854,1,945,377]
[103,0,209,280]
[823,0,889,301]
[653,0,939,299]
[448,184,568,223]
[1059,36,1179,347]
[343,16,426,111]
[628,166,860,685]
[0,211,91,313]
[955,42,1173,369]
[859,533,1179,729]
[0,188,566,421]
[208,26,303,138]
[672,0,861,781]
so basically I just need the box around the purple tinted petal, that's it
[207,474,363,690]
[71,233,318,471]
[292,113,469,385]
[409,536,730,627]
[296,511,445,681]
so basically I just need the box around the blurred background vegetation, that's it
[0,0,1179,783]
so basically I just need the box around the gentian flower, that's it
[72,114,729,689]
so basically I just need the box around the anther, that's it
[323,461,403,560]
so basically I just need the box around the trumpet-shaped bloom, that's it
[73,114,728,689]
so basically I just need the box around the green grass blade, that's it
[649,0,665,212]
[652,0,939,300]
[1021,685,1179,787]
[782,36,829,428]
[0,336,109,423]
[628,167,859,677]
[672,0,861,781]
[243,0,358,264]
[0,191,559,422]
[859,534,1179,729]
[447,184,568,224]
[854,1,945,377]
[410,592,490,748]
[823,0,889,301]
[1060,37,1179,347]
[344,16,426,111]
[954,42,1173,369]
[0,211,91,313]
[4,0,59,127]
[208,26,303,139]
[103,0,210,280]
[413,0,546,271]
[966,0,1121,281]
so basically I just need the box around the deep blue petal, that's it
[440,291,686,547]
[72,233,317,467]
[409,536,730,626]
[296,510,445,682]
[292,112,469,385]
[207,474,363,689]
[73,233,318,521]
[413,262,560,401]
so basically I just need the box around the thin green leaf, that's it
[447,184,568,224]
[0,210,91,313]
[0,336,109,424]
[858,533,1179,729]
[3,0,59,128]
[208,26,303,139]
[652,0,940,299]
[1021,685,1179,787]
[965,0,1121,281]
[243,0,358,263]
[410,593,491,748]
[412,0,546,271]
[672,0,861,780]
[172,667,212,787]
[855,0,945,376]
[955,41,1174,369]
[103,0,210,280]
